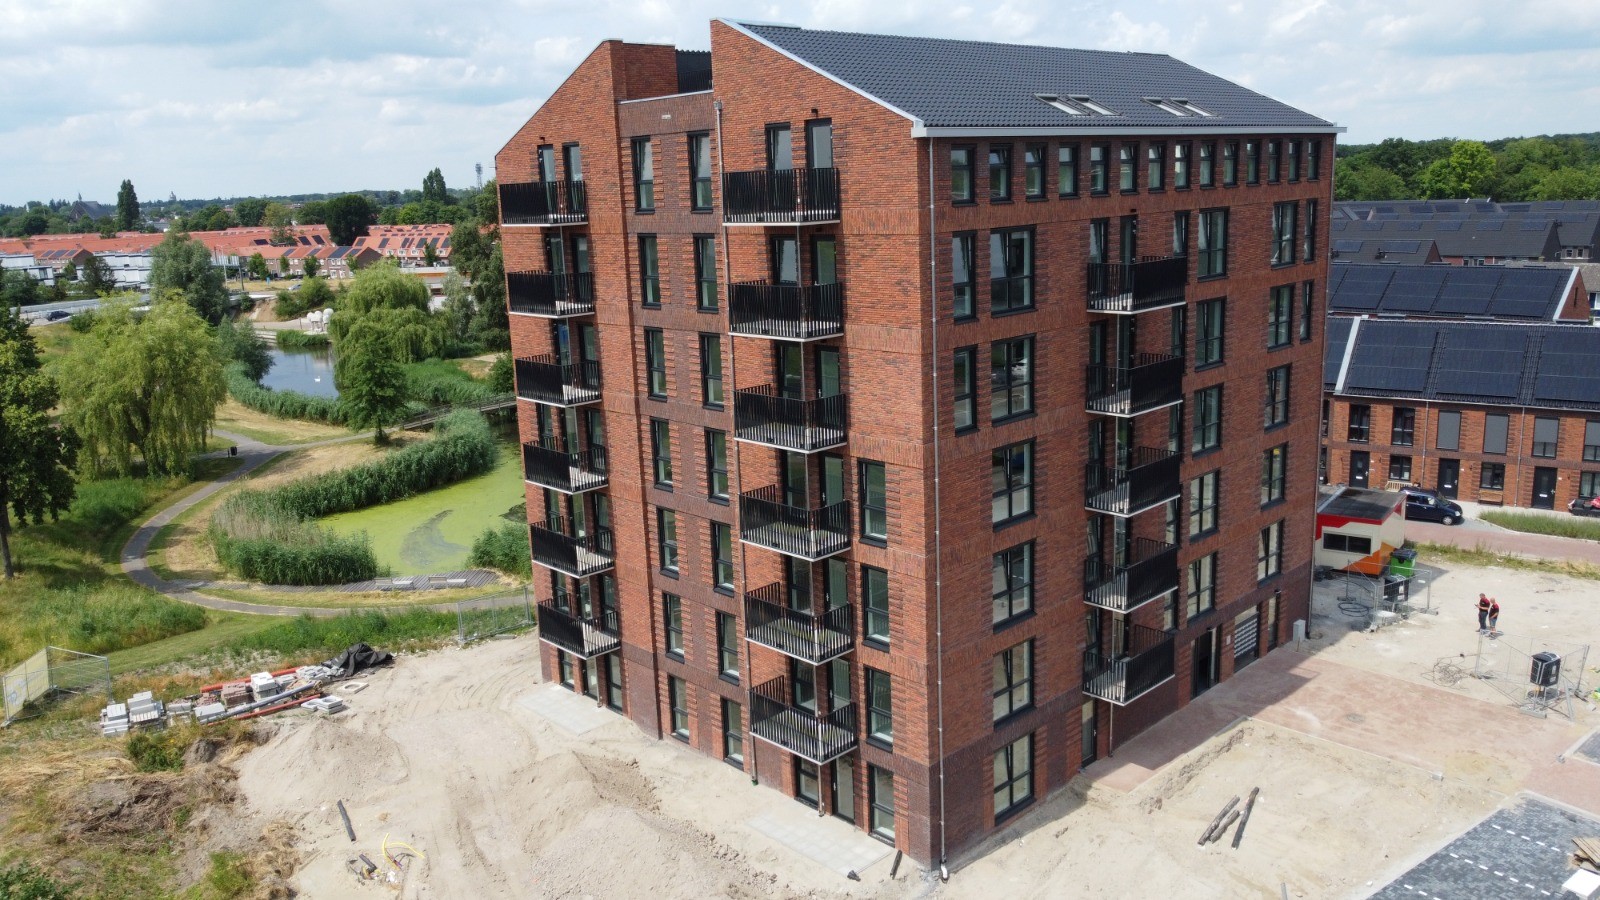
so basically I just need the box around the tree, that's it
[297,200,328,224]
[449,220,491,278]
[469,243,508,350]
[397,202,426,225]
[116,179,140,230]
[441,271,474,344]
[302,254,321,278]
[0,270,44,309]
[16,208,48,236]
[0,308,78,577]
[324,194,373,245]
[80,254,114,296]
[422,167,448,205]
[1533,167,1600,201]
[263,202,294,245]
[150,231,228,322]
[205,207,236,231]
[278,256,290,276]
[214,318,273,381]
[61,260,77,283]
[235,197,269,227]
[336,318,408,444]
[246,252,269,281]
[422,242,439,267]
[1334,162,1409,201]
[1419,140,1498,199]
[57,299,225,477]
[330,261,444,361]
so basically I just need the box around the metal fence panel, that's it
[457,588,535,644]
[3,646,112,726]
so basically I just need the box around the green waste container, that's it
[1388,547,1417,579]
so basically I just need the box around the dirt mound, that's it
[236,716,408,815]
[64,762,237,839]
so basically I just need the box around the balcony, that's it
[748,676,858,764]
[1087,256,1188,313]
[733,386,847,453]
[522,439,608,494]
[1083,624,1176,706]
[515,355,601,407]
[729,281,845,341]
[1086,353,1185,417]
[500,180,587,226]
[722,168,840,225]
[536,597,619,659]
[739,486,850,560]
[507,271,596,318]
[743,583,854,664]
[1085,447,1182,517]
[529,518,614,578]
[1083,538,1181,613]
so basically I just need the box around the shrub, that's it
[46,583,208,655]
[67,309,97,332]
[215,319,272,381]
[226,609,457,656]
[67,477,174,533]
[403,358,498,406]
[224,362,349,425]
[210,494,377,585]
[0,862,73,900]
[275,330,329,350]
[486,353,513,393]
[469,522,531,578]
[126,730,186,773]
[204,852,253,898]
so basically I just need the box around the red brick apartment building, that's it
[496,20,1338,865]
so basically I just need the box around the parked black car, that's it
[45,310,70,322]
[1400,486,1464,525]
[1571,496,1600,518]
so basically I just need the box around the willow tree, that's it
[329,260,444,362]
[0,308,78,577]
[58,300,226,477]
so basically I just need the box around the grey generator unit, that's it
[1531,651,1562,688]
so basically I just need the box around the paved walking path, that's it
[1408,518,1600,566]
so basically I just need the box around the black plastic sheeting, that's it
[321,643,393,678]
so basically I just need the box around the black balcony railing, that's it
[1085,447,1183,516]
[748,676,858,764]
[515,355,602,406]
[1086,353,1185,416]
[537,597,620,659]
[722,167,840,224]
[529,518,614,578]
[728,281,845,340]
[507,271,596,317]
[522,439,608,494]
[733,385,847,452]
[1084,624,1176,706]
[739,486,850,559]
[1083,538,1181,613]
[500,180,587,225]
[1087,255,1189,313]
[743,583,854,663]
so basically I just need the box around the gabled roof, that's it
[1324,319,1600,412]
[726,20,1338,136]
[1328,238,1440,265]
[1327,262,1576,321]
[1330,217,1561,260]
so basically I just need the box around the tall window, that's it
[1267,139,1282,182]
[711,523,733,591]
[1119,143,1137,192]
[694,236,718,310]
[668,676,688,739]
[657,508,679,573]
[866,668,893,746]
[1586,421,1600,462]
[992,543,1033,624]
[1261,444,1287,505]
[1436,410,1461,450]
[705,429,729,500]
[990,336,1034,420]
[1303,199,1318,261]
[1147,142,1166,190]
[1222,141,1238,185]
[1268,285,1293,348]
[699,334,723,406]
[1272,202,1297,266]
[952,233,976,319]
[1024,144,1045,198]
[953,347,977,430]
[1173,211,1190,257]
[1192,386,1222,453]
[1196,298,1225,366]
[632,138,655,211]
[1058,144,1079,197]
[992,640,1033,721]
[1199,141,1216,187]
[722,699,743,765]
[1257,520,1284,581]
[1348,404,1371,442]
[1187,553,1217,618]
[951,146,975,203]
[1264,365,1291,428]
[716,612,739,680]
[1245,140,1260,184]
[860,460,888,542]
[1089,144,1109,194]
[1189,470,1220,536]
[862,565,890,646]
[1198,209,1228,277]
[651,419,673,487]
[664,592,683,657]
[990,228,1034,312]
[1484,413,1509,454]
[1308,139,1322,179]
[638,235,661,306]
[1391,408,1416,446]
[868,766,895,839]
[1173,142,1190,189]
[1299,281,1315,341]
[989,145,1012,200]
[689,133,712,211]
[1287,139,1300,182]
[994,734,1034,818]
[991,442,1034,524]
[644,328,666,399]
[1533,417,1559,458]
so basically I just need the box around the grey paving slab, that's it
[749,808,892,877]
[516,684,618,735]
[1371,795,1598,900]
[1575,730,1600,767]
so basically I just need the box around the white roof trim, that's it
[720,19,925,130]
[1557,265,1580,321]
[914,124,1345,137]
[618,89,714,105]
[1334,316,1361,393]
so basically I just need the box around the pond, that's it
[318,442,525,575]
[261,345,337,398]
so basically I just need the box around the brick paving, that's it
[1371,796,1597,900]
[1408,519,1600,566]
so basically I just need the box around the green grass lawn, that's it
[1480,509,1600,542]
[104,613,280,675]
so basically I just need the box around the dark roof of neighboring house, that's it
[1328,238,1440,265]
[1330,217,1562,260]
[1324,319,1600,412]
[729,21,1336,133]
[1334,200,1600,252]
[1327,262,1575,321]
[1318,486,1401,521]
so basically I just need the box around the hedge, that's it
[224,362,350,425]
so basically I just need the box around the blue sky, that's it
[2,0,1597,206]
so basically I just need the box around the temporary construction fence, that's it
[3,646,113,726]
[1473,631,1590,719]
[456,587,535,644]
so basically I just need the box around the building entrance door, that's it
[1437,458,1459,499]
[1532,467,1557,509]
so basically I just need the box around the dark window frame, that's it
[1261,443,1287,506]
[1189,470,1220,537]
[994,733,1034,819]
[952,232,976,320]
[989,227,1035,314]
[1174,141,1191,189]
[859,459,888,543]
[668,675,689,739]
[1058,143,1079,197]
[663,592,684,658]
[1192,385,1223,454]
[990,335,1035,421]
[644,328,667,399]
[1222,141,1239,186]
[694,235,718,311]
[992,640,1034,722]
[951,146,975,204]
[865,667,893,747]
[1480,462,1507,490]
[631,137,655,212]
[1268,284,1293,349]
[1348,404,1371,443]
[953,346,978,431]
[1196,297,1225,366]
[1089,143,1110,195]
[688,132,713,211]
[1272,201,1297,267]
[1147,142,1166,191]
[1198,141,1216,187]
[705,429,729,501]
[1023,143,1046,198]
[1264,364,1291,428]
[992,542,1033,624]
[1257,520,1284,581]
[1532,417,1559,458]
[1186,552,1217,618]
[716,611,739,682]
[989,144,1013,201]
[638,235,661,306]
[1119,142,1139,192]
[722,698,743,766]
[657,507,679,574]
[991,441,1035,525]
[1299,281,1315,342]
[1303,199,1318,262]
[862,564,890,647]
[650,418,673,488]
[1198,208,1228,278]
[699,333,723,408]
[711,522,734,593]
[1391,408,1416,447]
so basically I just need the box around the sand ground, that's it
[227,557,1600,899]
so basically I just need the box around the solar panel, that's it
[1520,220,1550,232]
[1474,203,1497,213]
[1330,266,1393,310]
[1332,239,1364,253]
[1433,221,1463,232]
[1324,317,1354,386]
[1488,269,1563,319]
[1360,222,1383,232]
[1432,329,1526,398]
[1383,267,1445,312]
[1476,221,1504,231]
[1380,240,1422,253]
[1328,264,1350,295]
[1397,221,1423,232]
[1534,328,1600,404]
[1343,324,1433,393]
